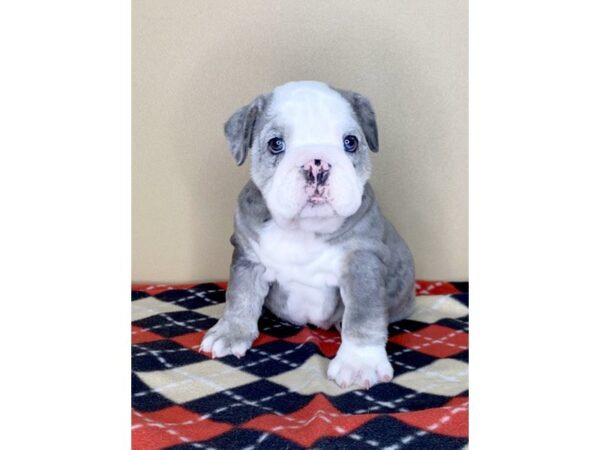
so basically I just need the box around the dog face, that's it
[224,81,379,231]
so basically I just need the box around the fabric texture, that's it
[132,281,469,449]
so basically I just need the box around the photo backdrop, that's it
[132,0,468,282]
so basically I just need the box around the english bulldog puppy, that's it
[200,81,415,389]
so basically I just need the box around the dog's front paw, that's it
[200,319,258,359]
[327,341,393,389]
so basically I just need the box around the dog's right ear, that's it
[224,95,268,166]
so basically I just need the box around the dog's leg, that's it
[200,253,268,358]
[327,250,393,388]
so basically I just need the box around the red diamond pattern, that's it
[132,407,232,450]
[284,327,341,358]
[389,324,468,358]
[243,394,376,448]
[132,281,469,448]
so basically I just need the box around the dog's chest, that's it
[254,222,344,286]
[252,222,344,325]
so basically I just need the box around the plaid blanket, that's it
[132,281,468,449]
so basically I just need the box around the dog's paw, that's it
[327,341,393,389]
[200,319,257,359]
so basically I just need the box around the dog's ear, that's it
[224,95,268,165]
[336,89,379,152]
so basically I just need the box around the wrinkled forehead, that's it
[268,82,356,146]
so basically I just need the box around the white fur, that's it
[259,81,369,231]
[327,340,393,388]
[251,220,344,327]
[238,82,389,388]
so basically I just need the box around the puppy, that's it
[200,81,415,388]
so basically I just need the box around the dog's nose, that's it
[303,159,331,185]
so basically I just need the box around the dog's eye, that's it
[268,138,286,154]
[343,135,358,153]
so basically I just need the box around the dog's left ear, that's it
[224,94,268,165]
[335,89,379,152]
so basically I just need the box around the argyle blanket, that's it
[132,281,468,449]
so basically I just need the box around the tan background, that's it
[132,0,468,283]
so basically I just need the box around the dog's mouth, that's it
[308,195,328,205]
[299,200,335,219]
[307,188,330,206]
[305,182,331,206]
[296,186,336,220]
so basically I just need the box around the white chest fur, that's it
[251,221,344,326]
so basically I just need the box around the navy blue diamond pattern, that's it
[132,282,468,449]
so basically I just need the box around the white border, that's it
[471,0,600,447]
[1,1,130,448]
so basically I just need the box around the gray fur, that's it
[231,180,415,345]
[224,94,270,165]
[204,82,415,386]
[334,88,379,152]
[221,84,413,338]
[200,241,270,353]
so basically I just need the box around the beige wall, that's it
[132,0,468,283]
